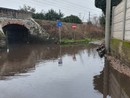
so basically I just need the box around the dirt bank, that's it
[107,55,130,77]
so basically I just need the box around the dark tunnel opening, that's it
[2,24,30,44]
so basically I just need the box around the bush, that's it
[0,31,5,39]
[35,19,104,41]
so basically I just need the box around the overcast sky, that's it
[0,0,102,22]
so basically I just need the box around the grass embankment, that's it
[111,38,130,67]
[60,38,96,45]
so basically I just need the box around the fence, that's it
[112,0,130,41]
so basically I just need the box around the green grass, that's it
[60,38,92,44]
[111,38,130,49]
[111,38,130,66]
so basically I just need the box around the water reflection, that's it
[1,43,130,98]
[94,58,130,98]
[108,62,130,98]
[93,59,109,98]
[0,44,98,80]
[58,45,63,66]
[0,44,105,98]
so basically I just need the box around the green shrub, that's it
[0,31,5,39]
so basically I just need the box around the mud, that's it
[107,55,130,77]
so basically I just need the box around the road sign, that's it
[72,23,77,29]
[57,21,62,27]
[56,21,62,43]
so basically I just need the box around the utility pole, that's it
[89,12,90,22]
[88,12,91,39]
[105,0,111,53]
[123,0,127,40]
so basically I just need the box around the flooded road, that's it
[0,44,104,98]
[103,59,130,98]
[1,44,129,98]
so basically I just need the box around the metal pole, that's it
[111,6,115,38]
[89,12,90,22]
[105,0,111,53]
[123,0,127,40]
[74,29,76,40]
[59,27,61,43]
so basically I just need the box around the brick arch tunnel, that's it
[2,24,30,44]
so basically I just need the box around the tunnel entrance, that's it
[2,24,30,44]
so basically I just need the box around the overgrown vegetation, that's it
[0,31,4,39]
[62,15,82,24]
[111,38,130,66]
[19,5,36,13]
[19,5,82,24]
[35,19,104,44]
[33,9,64,21]
[19,5,104,44]
[61,39,90,44]
[95,0,122,26]
[99,14,105,30]
[95,0,122,15]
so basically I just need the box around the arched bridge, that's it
[0,7,48,46]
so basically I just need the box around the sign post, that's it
[57,21,62,43]
[71,23,77,29]
[71,23,77,39]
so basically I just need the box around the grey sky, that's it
[0,0,102,22]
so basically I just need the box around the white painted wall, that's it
[112,0,130,41]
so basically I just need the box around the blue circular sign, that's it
[57,21,62,27]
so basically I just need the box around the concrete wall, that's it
[112,0,130,41]
[0,18,48,48]
[111,0,129,65]
[103,60,130,98]
[109,69,130,98]
[0,7,32,19]
[0,7,49,48]
[111,0,130,66]
[111,38,130,67]
[112,1,124,40]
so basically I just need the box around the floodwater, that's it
[104,59,130,98]
[0,44,129,98]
